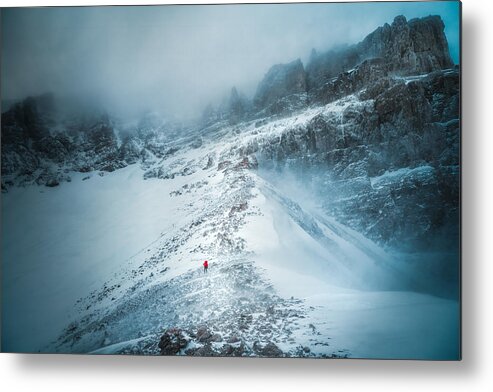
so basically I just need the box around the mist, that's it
[255,163,459,299]
[1,2,460,120]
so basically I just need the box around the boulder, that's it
[196,326,212,343]
[45,178,60,187]
[253,341,283,357]
[158,327,189,355]
[210,333,222,342]
[226,335,240,344]
[186,343,217,357]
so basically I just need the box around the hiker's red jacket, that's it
[203,260,208,268]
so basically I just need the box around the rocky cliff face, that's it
[358,15,453,74]
[307,15,453,91]
[250,15,453,118]
[2,97,140,189]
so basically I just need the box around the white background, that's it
[0,0,490,391]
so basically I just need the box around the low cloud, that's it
[1,2,459,119]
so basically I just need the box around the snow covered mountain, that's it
[1,15,460,358]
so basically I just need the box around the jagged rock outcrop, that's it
[358,15,453,74]
[306,15,454,104]
[253,59,307,114]
[1,95,51,145]
[1,96,139,189]
[2,96,54,182]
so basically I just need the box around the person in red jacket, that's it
[203,260,209,273]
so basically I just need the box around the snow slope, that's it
[1,165,197,352]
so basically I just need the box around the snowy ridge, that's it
[255,178,402,290]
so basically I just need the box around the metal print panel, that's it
[0,1,461,359]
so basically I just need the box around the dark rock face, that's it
[309,57,390,105]
[359,15,453,75]
[1,95,143,190]
[1,97,49,177]
[1,95,52,143]
[34,134,74,163]
[254,59,307,113]
[306,15,454,105]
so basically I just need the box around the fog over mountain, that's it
[2,2,459,119]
